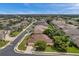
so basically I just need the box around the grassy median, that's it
[18,35,30,51]
[0,40,9,48]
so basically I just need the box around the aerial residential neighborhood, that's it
[0,15,79,56]
[0,3,79,56]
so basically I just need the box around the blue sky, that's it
[0,3,79,14]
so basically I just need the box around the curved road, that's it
[0,19,37,56]
[0,31,33,56]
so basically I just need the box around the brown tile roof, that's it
[28,34,53,43]
[34,25,47,33]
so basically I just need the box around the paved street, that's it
[0,30,33,56]
[0,19,37,56]
[0,19,79,56]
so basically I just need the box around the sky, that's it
[0,3,79,14]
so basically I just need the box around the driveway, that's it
[25,46,33,54]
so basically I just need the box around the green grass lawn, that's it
[18,35,30,51]
[10,31,20,37]
[45,45,79,54]
[45,46,57,52]
[43,23,79,54]
[67,46,79,53]
[0,40,9,48]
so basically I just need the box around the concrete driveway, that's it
[25,46,33,54]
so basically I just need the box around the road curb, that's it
[0,41,11,50]
[32,51,79,56]
[14,20,37,54]
[14,34,79,56]
[14,33,31,54]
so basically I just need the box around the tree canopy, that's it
[34,40,47,51]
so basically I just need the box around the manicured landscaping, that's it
[17,22,79,54]
[45,46,57,52]
[67,46,79,53]
[10,31,20,37]
[10,27,23,37]
[44,23,79,53]
[0,40,9,48]
[44,23,70,51]
[45,46,79,54]
[53,36,70,52]
[18,35,30,51]
[34,40,47,51]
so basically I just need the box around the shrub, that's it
[53,36,70,52]
[34,40,47,51]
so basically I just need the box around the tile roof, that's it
[28,34,53,43]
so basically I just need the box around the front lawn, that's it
[18,35,30,51]
[45,46,57,52]
[0,40,9,48]
[10,31,20,37]
[67,46,79,53]
[45,45,79,54]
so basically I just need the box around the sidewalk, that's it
[14,20,37,54]
[5,31,16,41]
[32,51,79,56]
[14,33,32,54]
[0,22,33,50]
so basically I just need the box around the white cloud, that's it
[67,4,79,9]
[74,4,79,6]
[58,3,79,14]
